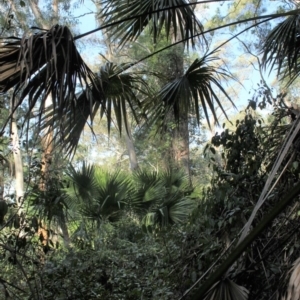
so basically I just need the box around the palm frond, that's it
[66,162,97,202]
[158,168,190,191]
[168,197,194,224]
[142,192,194,231]
[262,15,300,85]
[131,168,194,231]
[100,0,204,48]
[42,89,100,156]
[147,55,235,129]
[0,25,98,126]
[203,278,249,300]
[97,62,149,134]
[130,169,164,212]
[41,62,149,155]
[67,164,132,223]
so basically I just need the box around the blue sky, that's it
[73,0,284,127]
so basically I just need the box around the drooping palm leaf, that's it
[100,0,204,48]
[0,25,98,126]
[146,55,235,129]
[262,15,300,85]
[191,180,300,299]
[42,89,101,156]
[97,62,149,134]
[41,62,149,155]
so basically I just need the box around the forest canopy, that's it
[0,0,300,299]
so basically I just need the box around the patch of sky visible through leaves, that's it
[73,0,105,67]
[197,0,292,132]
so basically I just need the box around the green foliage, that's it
[3,1,300,299]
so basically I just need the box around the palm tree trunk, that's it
[172,115,190,179]
[169,36,191,182]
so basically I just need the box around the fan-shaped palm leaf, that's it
[203,278,248,300]
[142,191,194,231]
[158,168,190,192]
[41,62,149,155]
[130,168,194,231]
[67,164,132,224]
[262,15,300,85]
[145,55,235,129]
[129,169,164,211]
[100,0,204,48]
[0,25,98,126]
[97,62,149,134]
[66,162,97,202]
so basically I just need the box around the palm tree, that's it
[3,1,300,298]
[187,13,300,299]
[130,168,195,232]
[66,163,131,225]
[0,1,233,159]
[66,163,195,234]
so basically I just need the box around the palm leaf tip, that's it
[262,15,300,84]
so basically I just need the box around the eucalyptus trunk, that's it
[124,126,139,170]
[10,97,24,205]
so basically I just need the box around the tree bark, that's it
[10,97,24,205]
[172,115,191,179]
[169,36,191,183]
[124,127,139,171]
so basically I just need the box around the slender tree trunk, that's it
[39,96,53,191]
[0,169,4,201]
[124,126,139,171]
[10,97,24,205]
